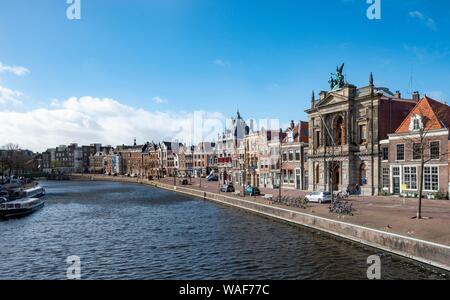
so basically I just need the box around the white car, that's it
[305,191,332,203]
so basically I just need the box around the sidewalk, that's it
[158,177,450,246]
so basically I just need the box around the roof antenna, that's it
[408,64,414,95]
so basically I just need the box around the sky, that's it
[1,0,450,151]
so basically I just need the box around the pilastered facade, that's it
[306,81,417,195]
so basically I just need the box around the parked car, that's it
[305,191,332,204]
[180,179,189,185]
[220,183,235,193]
[245,186,261,196]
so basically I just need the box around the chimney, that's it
[320,91,327,100]
[290,120,295,129]
[412,91,420,101]
[395,91,401,99]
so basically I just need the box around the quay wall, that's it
[69,174,450,271]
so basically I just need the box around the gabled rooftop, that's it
[395,96,450,134]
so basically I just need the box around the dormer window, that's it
[287,131,294,143]
[410,115,423,131]
[413,119,420,130]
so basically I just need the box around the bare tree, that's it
[399,105,448,219]
[1,143,27,179]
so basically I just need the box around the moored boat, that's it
[8,184,46,200]
[0,197,45,219]
[23,186,46,198]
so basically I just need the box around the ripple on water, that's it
[0,180,448,280]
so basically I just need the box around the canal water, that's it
[0,180,448,280]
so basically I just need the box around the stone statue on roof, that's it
[329,63,346,91]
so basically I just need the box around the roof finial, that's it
[369,72,374,86]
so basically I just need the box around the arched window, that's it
[334,116,345,146]
[359,163,367,186]
[315,164,320,185]
[332,164,340,191]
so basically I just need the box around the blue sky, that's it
[1,0,450,151]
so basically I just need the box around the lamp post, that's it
[316,107,337,204]
[242,141,247,198]
[278,131,283,201]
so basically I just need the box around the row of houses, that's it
[37,71,450,198]
[211,76,450,198]
[40,139,218,180]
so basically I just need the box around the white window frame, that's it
[381,147,389,162]
[403,165,418,190]
[429,141,440,161]
[412,143,421,161]
[382,167,390,189]
[423,166,439,192]
[396,144,405,161]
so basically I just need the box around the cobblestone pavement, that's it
[156,176,450,246]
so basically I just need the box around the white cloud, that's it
[267,83,280,91]
[213,59,229,67]
[152,96,168,104]
[0,62,30,76]
[0,96,225,152]
[0,85,23,105]
[408,11,436,30]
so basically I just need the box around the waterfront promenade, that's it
[159,177,450,246]
[70,174,450,270]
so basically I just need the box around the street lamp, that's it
[278,133,283,201]
[315,107,337,204]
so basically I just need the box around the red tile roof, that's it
[395,96,450,133]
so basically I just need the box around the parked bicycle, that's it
[329,192,354,215]
[271,196,309,209]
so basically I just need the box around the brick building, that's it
[381,96,450,197]
[280,121,309,190]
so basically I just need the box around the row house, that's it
[305,74,418,195]
[244,127,283,189]
[243,126,259,187]
[280,121,309,190]
[43,143,83,174]
[267,130,286,189]
[257,129,280,188]
[43,143,110,174]
[143,143,160,179]
[217,111,249,184]
[158,142,173,177]
[158,141,187,177]
[174,144,192,177]
[192,142,216,177]
[89,151,108,173]
[104,153,122,176]
[381,96,450,197]
[119,141,158,177]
